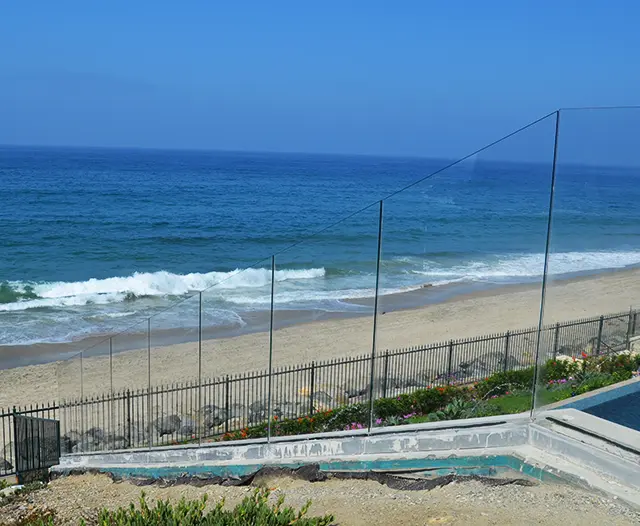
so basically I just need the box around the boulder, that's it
[228,404,246,419]
[61,431,82,453]
[249,400,267,414]
[177,417,198,438]
[153,415,181,436]
[84,427,104,447]
[272,401,299,419]
[202,406,228,429]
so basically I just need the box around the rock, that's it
[84,427,104,447]
[249,400,267,414]
[107,435,129,450]
[228,404,246,419]
[61,431,82,453]
[0,457,12,472]
[342,378,370,398]
[153,415,181,436]
[272,401,299,419]
[202,406,227,429]
[177,417,198,438]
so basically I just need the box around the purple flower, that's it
[375,418,383,425]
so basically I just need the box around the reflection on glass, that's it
[377,115,556,424]
[534,108,640,417]
[271,205,380,437]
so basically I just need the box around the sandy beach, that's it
[0,268,639,410]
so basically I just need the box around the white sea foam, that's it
[409,250,640,282]
[2,267,325,312]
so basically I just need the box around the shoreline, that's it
[0,266,638,409]
[2,265,637,371]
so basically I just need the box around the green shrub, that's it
[426,398,475,421]
[543,359,581,382]
[475,368,535,397]
[91,489,333,526]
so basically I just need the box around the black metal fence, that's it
[0,403,58,478]
[54,308,636,454]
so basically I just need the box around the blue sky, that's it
[1,1,640,160]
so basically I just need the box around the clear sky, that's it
[2,1,640,160]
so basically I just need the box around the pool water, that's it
[561,380,640,432]
[584,391,640,431]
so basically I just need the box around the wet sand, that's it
[0,268,638,409]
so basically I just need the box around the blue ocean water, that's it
[2,145,640,346]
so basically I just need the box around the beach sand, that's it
[1,268,639,410]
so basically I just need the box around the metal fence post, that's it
[446,340,454,385]
[79,351,85,437]
[553,323,560,358]
[12,407,18,481]
[125,390,131,448]
[224,375,230,434]
[309,362,316,416]
[503,331,511,372]
[633,311,638,338]
[147,318,152,450]
[367,201,384,432]
[109,337,114,450]
[626,307,633,349]
[382,351,389,398]
[267,255,275,442]
[198,291,203,445]
[596,315,604,355]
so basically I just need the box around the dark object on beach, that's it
[421,283,433,289]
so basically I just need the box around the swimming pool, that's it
[560,379,640,431]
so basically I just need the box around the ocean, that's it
[2,145,640,353]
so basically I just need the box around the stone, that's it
[203,406,228,429]
[177,417,198,438]
[272,401,298,419]
[249,400,267,414]
[342,379,370,398]
[227,404,246,419]
[61,431,82,454]
[0,457,12,472]
[153,415,181,436]
[84,427,104,446]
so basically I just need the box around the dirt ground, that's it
[1,473,639,526]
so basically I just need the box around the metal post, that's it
[80,351,85,436]
[596,315,604,355]
[531,110,560,420]
[126,390,131,448]
[12,407,18,482]
[108,337,114,450]
[553,323,560,359]
[309,361,316,416]
[446,340,454,385]
[503,331,511,372]
[626,307,633,349]
[633,311,638,338]
[368,201,384,431]
[267,255,276,442]
[382,351,389,398]
[224,375,230,434]
[147,318,152,449]
[198,291,203,445]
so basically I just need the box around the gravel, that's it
[1,473,639,525]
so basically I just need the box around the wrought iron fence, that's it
[0,403,58,478]
[55,308,636,454]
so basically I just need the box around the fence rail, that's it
[49,308,636,455]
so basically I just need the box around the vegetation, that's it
[216,352,639,441]
[85,489,333,526]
